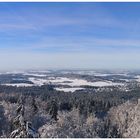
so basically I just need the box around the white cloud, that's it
[22,36,140,53]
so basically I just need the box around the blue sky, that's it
[0,2,140,70]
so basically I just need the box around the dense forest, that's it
[0,84,140,138]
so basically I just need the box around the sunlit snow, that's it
[55,87,84,92]
[3,83,33,87]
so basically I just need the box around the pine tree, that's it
[10,96,39,138]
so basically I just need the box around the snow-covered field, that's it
[0,70,133,92]
[1,76,124,92]
[3,83,33,87]
[28,78,49,86]
[94,73,128,77]
[55,87,84,92]
[23,73,47,77]
[28,77,123,87]
[135,75,140,82]
[46,77,123,87]
[60,70,129,77]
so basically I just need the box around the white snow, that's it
[23,73,47,77]
[28,78,49,86]
[87,81,123,87]
[5,71,24,74]
[135,75,140,82]
[29,70,50,73]
[55,87,84,92]
[2,76,124,89]
[12,78,25,80]
[94,73,128,77]
[62,70,128,76]
[47,77,123,87]
[28,77,123,87]
[3,83,33,87]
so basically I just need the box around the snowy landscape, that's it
[0,69,139,92]
[1,2,140,138]
[0,69,140,138]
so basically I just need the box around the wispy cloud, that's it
[17,36,140,53]
[0,3,140,70]
[0,4,138,32]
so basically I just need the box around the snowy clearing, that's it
[28,77,123,87]
[94,73,128,77]
[28,78,49,86]
[3,83,33,87]
[23,73,47,77]
[55,87,84,92]
[47,77,123,87]
[135,75,140,82]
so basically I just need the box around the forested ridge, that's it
[0,84,140,138]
